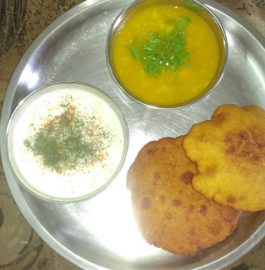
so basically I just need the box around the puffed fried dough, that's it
[127,136,240,255]
[183,104,265,212]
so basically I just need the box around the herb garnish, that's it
[24,97,112,173]
[130,16,191,75]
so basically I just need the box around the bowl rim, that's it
[106,0,228,109]
[5,82,129,203]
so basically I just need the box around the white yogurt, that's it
[7,83,127,201]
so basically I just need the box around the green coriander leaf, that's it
[129,16,191,75]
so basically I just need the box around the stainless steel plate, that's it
[1,0,265,269]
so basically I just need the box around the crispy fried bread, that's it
[183,104,265,212]
[127,136,240,254]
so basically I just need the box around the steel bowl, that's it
[6,82,129,202]
[107,0,228,108]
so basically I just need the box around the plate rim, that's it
[0,0,265,269]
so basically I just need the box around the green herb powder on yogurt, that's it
[24,96,113,173]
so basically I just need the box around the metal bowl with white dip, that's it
[6,83,128,202]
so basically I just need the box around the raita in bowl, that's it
[6,83,128,202]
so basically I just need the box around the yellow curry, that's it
[110,4,222,107]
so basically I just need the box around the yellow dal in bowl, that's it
[110,4,224,107]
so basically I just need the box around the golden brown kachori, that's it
[183,104,265,212]
[127,136,240,255]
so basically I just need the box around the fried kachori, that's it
[127,136,240,255]
[183,104,265,212]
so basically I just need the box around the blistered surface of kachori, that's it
[183,104,265,212]
[127,136,240,255]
